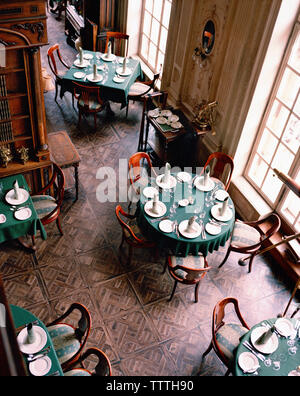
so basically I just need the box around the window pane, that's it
[288,30,300,73]
[266,100,290,138]
[153,0,163,20]
[262,169,283,203]
[282,114,300,154]
[157,51,164,71]
[151,18,160,45]
[257,129,278,163]
[162,0,172,27]
[148,41,157,68]
[280,190,300,226]
[271,143,295,174]
[159,26,168,53]
[248,155,268,187]
[294,94,300,116]
[145,0,153,13]
[141,34,149,59]
[143,11,151,38]
[277,68,300,108]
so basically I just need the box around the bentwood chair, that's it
[46,303,91,370]
[202,298,250,375]
[164,254,210,303]
[115,205,156,265]
[105,32,129,57]
[218,213,281,273]
[73,82,108,130]
[31,163,65,242]
[126,67,161,118]
[64,348,112,376]
[47,43,70,102]
[128,152,157,210]
[203,152,234,191]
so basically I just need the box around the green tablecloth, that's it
[0,174,47,243]
[234,318,299,376]
[137,174,235,257]
[61,50,143,106]
[10,305,63,376]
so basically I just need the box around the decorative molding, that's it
[0,38,16,46]
[11,22,44,42]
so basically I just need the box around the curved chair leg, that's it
[56,216,63,236]
[162,256,168,274]
[55,81,58,102]
[202,341,213,359]
[194,282,200,303]
[168,280,178,302]
[248,253,255,273]
[218,247,232,268]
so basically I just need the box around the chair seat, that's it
[128,82,153,97]
[231,221,261,248]
[169,255,205,280]
[48,323,81,365]
[124,217,151,243]
[31,195,58,219]
[78,95,102,110]
[215,323,249,363]
[64,369,92,376]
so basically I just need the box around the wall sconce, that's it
[193,20,216,68]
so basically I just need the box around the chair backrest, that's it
[79,348,112,376]
[37,163,65,209]
[128,152,153,187]
[47,43,69,77]
[73,81,104,109]
[244,213,281,250]
[204,152,234,191]
[115,205,144,244]
[105,31,129,57]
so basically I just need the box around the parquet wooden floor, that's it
[0,12,299,376]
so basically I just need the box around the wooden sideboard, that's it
[0,0,52,193]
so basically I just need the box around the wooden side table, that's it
[48,131,81,201]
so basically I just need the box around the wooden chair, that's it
[202,297,250,375]
[73,82,108,130]
[165,254,211,303]
[31,163,65,242]
[126,68,161,118]
[46,303,91,371]
[115,205,156,265]
[128,152,157,210]
[49,0,66,20]
[203,152,234,191]
[47,43,70,103]
[64,347,112,376]
[104,31,129,57]
[218,213,281,273]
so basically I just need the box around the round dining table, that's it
[234,318,300,376]
[10,305,63,376]
[136,173,235,257]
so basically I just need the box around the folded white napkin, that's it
[122,57,127,73]
[79,47,83,64]
[152,193,160,214]
[93,63,97,79]
[186,216,197,233]
[107,42,112,58]
[256,327,275,345]
[13,180,20,200]
[204,165,210,186]
[162,163,171,184]
[219,196,229,216]
[26,323,36,344]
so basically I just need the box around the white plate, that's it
[161,110,172,117]
[29,356,52,376]
[143,186,159,199]
[5,188,29,205]
[148,110,160,118]
[169,115,179,123]
[288,370,300,376]
[194,176,215,192]
[83,53,94,60]
[17,326,47,354]
[251,326,279,354]
[73,72,85,79]
[14,207,32,221]
[275,318,294,337]
[116,67,132,76]
[159,219,174,233]
[178,220,201,239]
[215,189,229,201]
[156,117,167,125]
[156,174,177,189]
[238,352,260,373]
[101,54,116,62]
[144,200,167,218]
[205,222,221,235]
[211,204,233,222]
[86,73,103,83]
[0,214,6,224]
[177,172,192,183]
[73,59,90,68]
[171,122,183,129]
[178,199,189,207]
[113,76,126,83]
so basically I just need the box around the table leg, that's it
[74,165,79,201]
[144,118,150,152]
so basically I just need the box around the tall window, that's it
[139,0,172,73]
[245,20,300,231]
